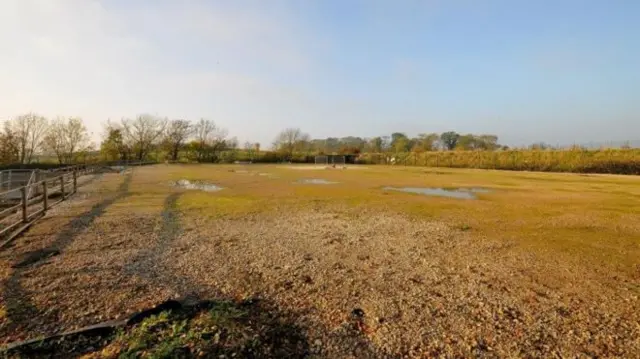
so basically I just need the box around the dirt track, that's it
[1,171,639,357]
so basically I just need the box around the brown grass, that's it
[0,164,638,357]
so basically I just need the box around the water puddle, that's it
[259,173,279,178]
[383,187,490,199]
[172,179,223,192]
[297,178,338,185]
[463,187,491,194]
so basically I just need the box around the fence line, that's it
[0,161,154,248]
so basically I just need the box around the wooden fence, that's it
[0,166,99,247]
[0,161,155,248]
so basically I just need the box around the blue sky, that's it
[0,0,638,147]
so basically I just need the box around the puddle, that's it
[297,179,338,185]
[464,187,491,193]
[259,173,279,178]
[172,179,223,192]
[383,187,490,199]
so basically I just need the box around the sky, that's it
[0,0,638,148]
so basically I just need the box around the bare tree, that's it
[163,119,192,161]
[8,113,49,164]
[273,128,308,161]
[43,117,92,164]
[121,114,167,161]
[192,118,228,162]
[0,122,20,164]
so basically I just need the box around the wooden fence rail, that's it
[0,161,155,248]
[0,167,95,247]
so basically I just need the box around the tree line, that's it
[1,113,92,165]
[271,128,504,161]
[1,114,636,171]
[100,116,237,163]
[1,113,507,165]
[0,113,240,165]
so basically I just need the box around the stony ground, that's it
[0,169,639,358]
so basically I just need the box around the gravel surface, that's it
[1,172,639,357]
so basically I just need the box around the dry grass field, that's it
[1,164,639,357]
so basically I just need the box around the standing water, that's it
[383,187,489,199]
[173,179,223,192]
[297,179,338,185]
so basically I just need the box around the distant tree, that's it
[390,132,411,153]
[456,134,501,151]
[43,117,92,164]
[478,134,499,150]
[244,141,257,160]
[339,146,361,155]
[529,142,552,150]
[0,122,20,164]
[413,133,440,152]
[226,136,239,150]
[163,119,192,161]
[325,137,340,153]
[368,137,384,153]
[8,113,49,163]
[101,122,130,161]
[339,136,366,152]
[296,137,315,157]
[220,136,239,163]
[440,131,460,150]
[121,114,167,160]
[381,136,392,152]
[192,119,228,162]
[273,128,309,161]
[455,134,477,150]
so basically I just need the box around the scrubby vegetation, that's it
[358,148,640,175]
[3,299,309,358]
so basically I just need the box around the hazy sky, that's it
[1,0,638,147]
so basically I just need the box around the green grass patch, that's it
[3,299,308,359]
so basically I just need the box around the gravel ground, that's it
[1,172,639,357]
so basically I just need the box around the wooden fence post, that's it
[43,181,48,211]
[60,175,65,199]
[21,187,27,223]
[73,171,77,193]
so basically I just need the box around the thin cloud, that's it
[0,0,315,145]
